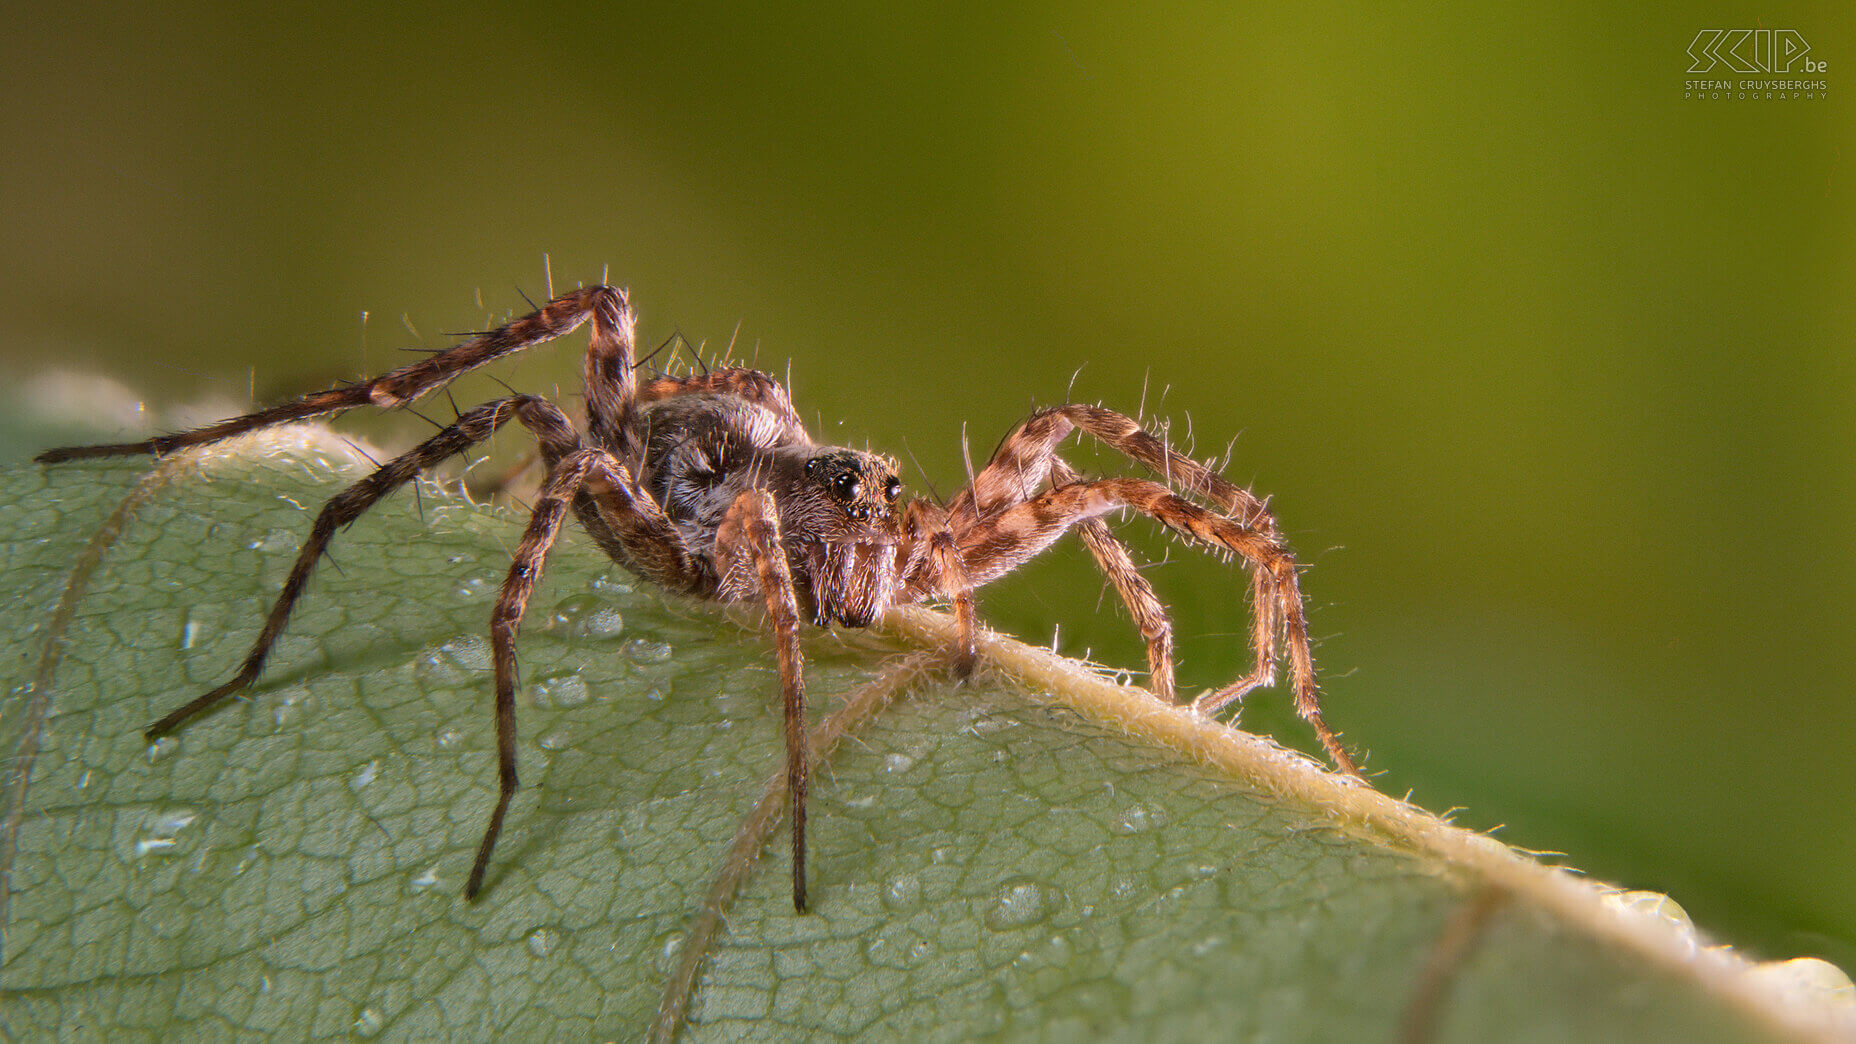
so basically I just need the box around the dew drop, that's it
[1112,802,1163,835]
[1746,957,1856,1008]
[548,594,625,639]
[178,612,202,651]
[527,926,561,958]
[883,752,916,774]
[530,670,591,709]
[1603,890,1693,932]
[247,528,296,553]
[146,736,180,764]
[622,637,673,664]
[590,573,633,596]
[272,690,308,729]
[984,878,1064,930]
[353,1007,385,1038]
[135,808,198,858]
[434,728,463,750]
[864,924,935,969]
[349,760,379,791]
[416,635,491,686]
[538,731,571,751]
[134,837,176,858]
[408,865,440,893]
[654,931,686,975]
[1011,931,1074,971]
[453,576,490,602]
[882,873,924,912]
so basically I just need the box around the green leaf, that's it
[2,428,1849,1041]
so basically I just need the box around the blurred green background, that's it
[4,3,1850,972]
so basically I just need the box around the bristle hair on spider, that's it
[37,282,1361,913]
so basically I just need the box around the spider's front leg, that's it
[714,489,812,912]
[1048,458,1177,700]
[952,476,1362,778]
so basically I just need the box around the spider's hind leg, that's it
[144,395,581,739]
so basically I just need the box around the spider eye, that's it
[884,477,901,501]
[834,473,860,499]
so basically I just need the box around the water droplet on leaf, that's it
[548,594,625,639]
[985,878,1064,930]
[530,670,590,709]
[527,926,561,958]
[416,635,491,686]
[622,637,673,664]
[135,807,197,858]
[882,873,924,912]
[352,1007,385,1037]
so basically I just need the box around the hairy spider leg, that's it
[142,395,582,739]
[468,447,637,899]
[1048,458,1178,701]
[713,488,811,911]
[948,403,1276,528]
[897,500,980,676]
[949,475,1360,778]
[36,285,635,464]
[947,403,1340,764]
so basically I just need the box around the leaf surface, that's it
[1,430,1846,1041]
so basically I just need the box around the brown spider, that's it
[38,284,1360,912]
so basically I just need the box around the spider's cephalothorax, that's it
[37,283,1360,914]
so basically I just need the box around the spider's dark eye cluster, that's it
[833,472,861,500]
[884,476,902,501]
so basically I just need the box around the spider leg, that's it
[566,467,701,596]
[950,404,1274,526]
[952,476,1360,777]
[143,395,582,739]
[1048,458,1177,700]
[36,285,635,463]
[714,488,811,911]
[906,450,1172,692]
[896,500,979,676]
[467,447,631,899]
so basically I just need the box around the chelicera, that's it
[38,284,1360,912]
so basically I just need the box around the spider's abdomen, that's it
[637,392,807,544]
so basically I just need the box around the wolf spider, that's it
[39,284,1359,912]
